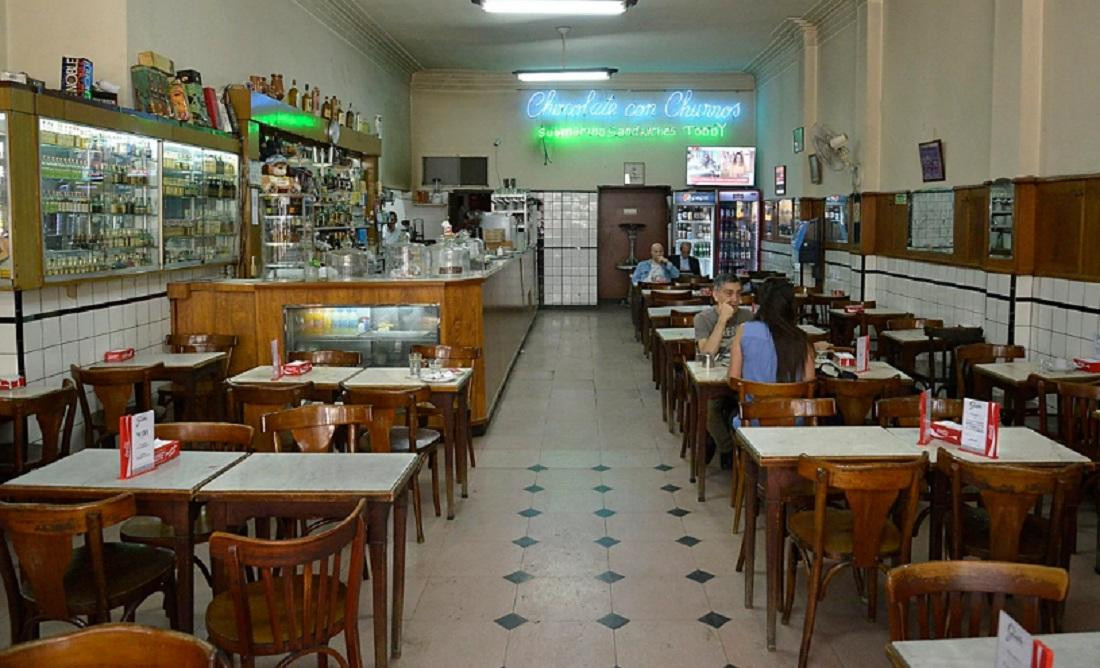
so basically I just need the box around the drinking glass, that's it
[408,352,422,377]
[429,358,444,375]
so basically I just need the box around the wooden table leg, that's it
[741,455,759,608]
[690,382,703,482]
[456,390,470,499]
[367,501,391,668]
[391,489,408,657]
[696,385,714,502]
[167,501,196,633]
[764,471,786,651]
[434,394,457,519]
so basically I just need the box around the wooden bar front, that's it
[168,250,537,426]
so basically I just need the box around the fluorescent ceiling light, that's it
[476,1,635,15]
[515,68,617,82]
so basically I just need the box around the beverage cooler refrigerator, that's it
[671,190,715,277]
[716,189,760,275]
[284,304,440,366]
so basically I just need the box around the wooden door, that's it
[597,186,671,300]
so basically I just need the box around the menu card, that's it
[995,610,1054,668]
[270,339,282,380]
[120,410,155,478]
[961,397,1000,458]
[855,335,870,373]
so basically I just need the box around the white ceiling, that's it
[356,0,820,73]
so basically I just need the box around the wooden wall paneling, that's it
[1082,178,1100,279]
[953,186,988,268]
[858,194,879,256]
[7,110,43,289]
[1033,179,1085,279]
[1012,179,1038,276]
[597,186,671,300]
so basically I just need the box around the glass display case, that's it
[988,179,1014,258]
[284,304,440,366]
[824,195,848,244]
[776,199,794,238]
[0,113,10,283]
[261,193,315,279]
[162,142,239,267]
[39,119,160,280]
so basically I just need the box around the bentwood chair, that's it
[287,349,362,367]
[343,385,442,543]
[261,404,373,454]
[0,623,226,668]
[225,381,313,453]
[71,363,163,449]
[119,423,254,588]
[669,309,696,328]
[955,343,1027,420]
[159,334,237,420]
[817,376,909,426]
[881,318,943,377]
[0,493,178,643]
[1051,381,1100,569]
[784,454,927,668]
[205,500,367,668]
[923,327,984,398]
[885,561,1068,643]
[410,344,481,469]
[876,395,964,427]
[0,380,78,480]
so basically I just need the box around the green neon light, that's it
[535,122,728,143]
[252,110,324,133]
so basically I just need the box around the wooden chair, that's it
[784,454,927,668]
[287,349,362,367]
[70,363,163,449]
[886,317,943,331]
[924,326,984,397]
[885,561,1068,641]
[669,309,696,328]
[669,339,697,455]
[955,344,1027,422]
[650,289,693,304]
[881,319,943,374]
[876,395,963,427]
[410,344,480,469]
[0,623,226,667]
[225,381,313,453]
[205,499,366,668]
[261,404,373,454]
[829,300,877,346]
[817,376,909,426]
[0,493,177,642]
[1052,381,1100,570]
[119,423,254,588]
[936,449,1084,567]
[343,385,441,543]
[159,334,237,420]
[0,380,78,480]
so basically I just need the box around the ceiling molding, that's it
[747,0,858,86]
[412,70,755,93]
[293,0,422,75]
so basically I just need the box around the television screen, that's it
[686,146,756,187]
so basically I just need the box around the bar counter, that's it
[168,249,537,426]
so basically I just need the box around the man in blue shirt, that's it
[631,243,680,285]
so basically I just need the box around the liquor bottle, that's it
[321,96,332,120]
[270,74,284,100]
[312,85,321,115]
[287,79,298,107]
[301,84,311,111]
[344,103,354,128]
[333,98,343,123]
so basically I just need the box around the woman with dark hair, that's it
[728,280,815,383]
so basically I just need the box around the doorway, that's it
[597,186,671,301]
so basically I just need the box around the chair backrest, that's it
[923,326,985,396]
[876,396,963,427]
[886,560,1068,641]
[1055,380,1100,461]
[0,493,136,625]
[261,404,373,453]
[936,449,1084,564]
[653,298,708,310]
[797,454,927,567]
[955,344,1026,400]
[154,422,254,453]
[287,349,362,367]
[207,499,366,663]
[671,339,697,365]
[70,363,162,448]
[817,376,908,426]
[739,294,755,307]
[651,290,693,305]
[886,317,944,331]
[165,333,237,376]
[8,380,78,475]
[225,381,313,453]
[409,344,481,368]
[0,623,225,667]
[342,385,431,452]
[739,398,837,426]
[669,309,696,327]
[733,378,816,401]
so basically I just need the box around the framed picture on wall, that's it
[774,165,787,196]
[793,126,804,154]
[808,154,822,184]
[918,139,946,182]
[624,161,645,185]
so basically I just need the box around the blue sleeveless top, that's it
[732,321,803,428]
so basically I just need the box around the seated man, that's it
[674,241,702,276]
[693,274,753,468]
[631,243,680,285]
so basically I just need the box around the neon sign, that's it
[525,89,742,123]
[536,123,729,142]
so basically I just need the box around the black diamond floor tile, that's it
[513,536,538,548]
[592,484,613,493]
[667,507,691,517]
[686,569,715,584]
[518,508,542,518]
[597,612,630,630]
[594,536,621,548]
[698,611,731,629]
[593,508,616,518]
[494,613,528,630]
[676,535,701,547]
[654,464,673,471]
[503,570,534,584]
[523,484,545,493]
[660,483,682,492]
[528,464,547,472]
[592,464,611,472]
[595,570,625,584]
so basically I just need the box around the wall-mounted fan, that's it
[812,123,860,189]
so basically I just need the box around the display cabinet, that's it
[261,193,315,279]
[824,194,848,244]
[162,142,240,267]
[284,303,440,366]
[39,118,160,280]
[987,179,1013,258]
[776,198,794,238]
[0,113,10,284]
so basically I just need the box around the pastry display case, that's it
[261,193,315,279]
[39,118,160,280]
[161,141,239,267]
[284,303,440,366]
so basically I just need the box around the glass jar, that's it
[431,243,470,276]
[386,243,431,278]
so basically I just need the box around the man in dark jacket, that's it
[675,241,702,276]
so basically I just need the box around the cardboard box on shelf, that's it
[60,56,93,99]
[131,65,171,117]
[137,51,174,75]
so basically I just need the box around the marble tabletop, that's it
[854,360,913,382]
[0,385,62,401]
[829,308,909,318]
[887,631,1100,667]
[647,305,710,319]
[685,360,731,386]
[888,427,1091,465]
[656,327,696,342]
[343,366,473,392]
[739,426,920,463]
[800,324,827,337]
[199,452,417,500]
[230,365,363,389]
[642,289,707,297]
[974,360,1100,385]
[2,449,246,494]
[89,352,226,370]
[881,328,933,343]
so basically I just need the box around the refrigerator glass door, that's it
[717,190,760,274]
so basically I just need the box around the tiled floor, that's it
[3,305,1099,667]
